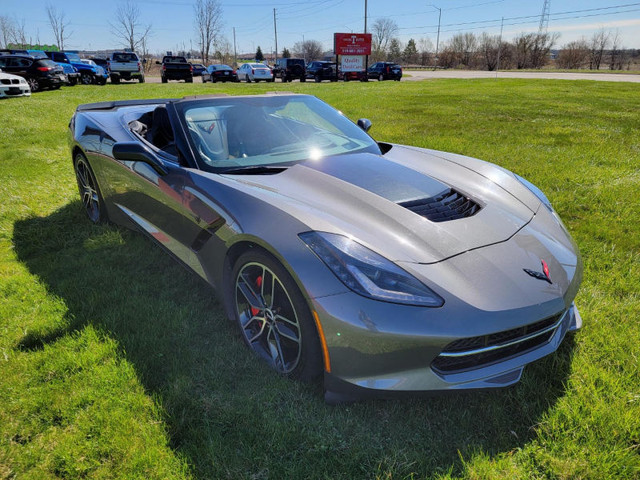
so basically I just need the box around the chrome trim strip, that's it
[439,312,566,358]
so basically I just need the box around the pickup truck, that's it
[45,51,108,85]
[157,56,193,83]
[108,51,144,83]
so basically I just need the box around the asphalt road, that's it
[144,70,640,84]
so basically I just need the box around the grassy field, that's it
[1,78,638,479]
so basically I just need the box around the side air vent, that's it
[399,189,481,222]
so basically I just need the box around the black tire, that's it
[27,77,39,92]
[378,73,384,81]
[186,77,193,83]
[162,76,167,83]
[74,152,108,224]
[231,250,323,382]
[211,77,217,83]
[110,74,120,84]
[314,75,321,83]
[81,73,93,85]
[139,76,145,83]
[300,77,306,82]
[281,75,287,82]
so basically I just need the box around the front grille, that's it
[399,189,481,222]
[1,79,20,85]
[432,313,563,374]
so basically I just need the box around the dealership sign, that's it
[341,55,364,72]
[334,33,372,56]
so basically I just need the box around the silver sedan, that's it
[237,63,274,83]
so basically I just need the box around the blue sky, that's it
[5,0,640,54]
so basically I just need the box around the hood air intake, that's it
[399,189,481,222]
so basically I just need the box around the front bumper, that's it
[0,83,31,97]
[311,206,582,402]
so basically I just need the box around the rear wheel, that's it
[27,77,39,92]
[232,250,322,381]
[161,76,167,83]
[81,73,93,85]
[74,152,107,224]
[139,75,145,83]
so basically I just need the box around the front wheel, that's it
[232,250,322,381]
[74,153,107,224]
[378,74,384,81]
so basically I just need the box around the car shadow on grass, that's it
[12,202,577,479]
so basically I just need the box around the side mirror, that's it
[155,60,161,65]
[357,118,372,133]
[112,142,168,175]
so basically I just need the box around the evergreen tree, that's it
[387,38,402,63]
[255,46,264,61]
[403,38,418,64]
[282,47,291,58]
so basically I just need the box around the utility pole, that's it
[273,8,278,63]
[430,4,442,69]
[496,16,504,78]
[233,27,237,67]
[364,0,368,69]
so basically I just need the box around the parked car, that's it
[191,63,206,76]
[201,64,238,83]
[0,68,30,98]
[158,56,193,83]
[91,57,109,71]
[273,58,306,82]
[236,63,273,83]
[28,49,80,86]
[342,70,367,82]
[306,61,339,82]
[108,51,144,83]
[68,93,582,403]
[367,62,402,81]
[0,55,65,92]
[45,51,108,85]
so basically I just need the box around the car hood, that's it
[222,146,539,264]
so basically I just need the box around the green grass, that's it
[1,79,639,479]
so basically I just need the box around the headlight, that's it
[514,173,553,212]
[299,231,444,307]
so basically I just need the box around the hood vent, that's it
[399,189,481,222]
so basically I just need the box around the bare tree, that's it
[557,39,590,69]
[111,0,152,52]
[0,15,14,48]
[11,17,27,47]
[609,29,624,70]
[371,18,398,57]
[194,0,223,64]
[417,37,433,66]
[46,4,71,50]
[589,28,610,70]
[513,32,557,69]
[292,39,323,62]
[479,32,500,71]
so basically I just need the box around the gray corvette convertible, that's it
[69,93,582,402]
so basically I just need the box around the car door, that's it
[97,109,206,276]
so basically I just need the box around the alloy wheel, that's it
[235,262,302,374]
[74,156,101,222]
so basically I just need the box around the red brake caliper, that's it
[250,275,263,317]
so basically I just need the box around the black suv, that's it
[273,58,306,82]
[367,62,402,81]
[306,61,339,82]
[0,54,65,91]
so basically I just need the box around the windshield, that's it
[66,53,81,62]
[180,95,380,171]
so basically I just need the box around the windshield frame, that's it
[173,94,381,174]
